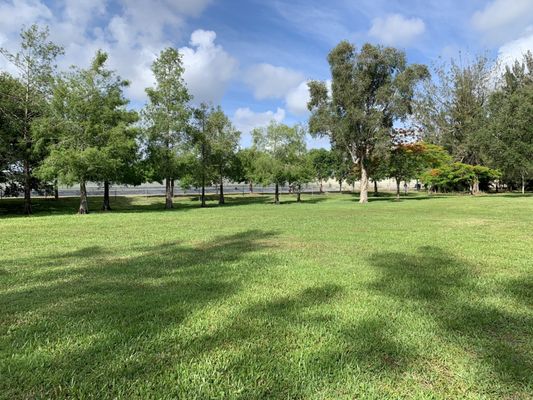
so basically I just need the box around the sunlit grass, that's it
[1,193,532,399]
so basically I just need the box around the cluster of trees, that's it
[1,25,531,215]
[308,42,532,202]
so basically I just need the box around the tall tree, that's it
[36,51,138,214]
[484,52,533,193]
[308,42,429,203]
[207,107,240,205]
[252,121,306,204]
[0,25,63,214]
[142,48,191,209]
[415,55,493,166]
[0,74,24,192]
[190,103,214,207]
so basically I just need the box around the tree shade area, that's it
[0,194,531,398]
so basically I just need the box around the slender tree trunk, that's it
[219,169,225,205]
[296,186,301,202]
[54,179,59,200]
[249,181,253,194]
[352,182,355,192]
[200,172,206,207]
[165,177,173,209]
[339,180,343,193]
[274,183,280,204]
[396,178,401,201]
[23,159,32,215]
[79,180,89,214]
[359,158,369,204]
[319,180,323,193]
[102,180,111,211]
[23,86,32,215]
[374,180,378,194]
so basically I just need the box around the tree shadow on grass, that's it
[171,283,416,399]
[0,229,280,398]
[354,192,447,202]
[0,194,328,218]
[0,196,201,217]
[367,246,533,394]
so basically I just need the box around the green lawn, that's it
[1,193,532,399]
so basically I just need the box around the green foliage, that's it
[483,52,533,191]
[0,74,24,184]
[185,104,240,204]
[0,24,63,213]
[142,48,191,184]
[415,55,493,165]
[35,51,139,212]
[206,106,240,184]
[308,148,334,188]
[421,162,501,192]
[388,142,450,185]
[37,51,137,184]
[252,121,307,187]
[388,143,427,184]
[308,42,429,202]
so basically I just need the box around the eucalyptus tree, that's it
[0,24,63,214]
[252,121,306,204]
[143,47,191,209]
[308,42,429,203]
[36,51,138,214]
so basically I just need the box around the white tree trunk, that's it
[359,159,369,204]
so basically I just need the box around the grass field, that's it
[1,193,532,399]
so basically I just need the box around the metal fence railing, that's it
[2,179,405,198]
[55,183,349,198]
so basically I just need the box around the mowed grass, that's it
[0,193,532,399]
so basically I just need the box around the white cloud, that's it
[285,81,310,115]
[232,107,286,135]
[244,63,305,100]
[243,63,314,116]
[497,31,533,67]
[0,0,52,34]
[180,29,238,104]
[369,14,425,46]
[472,0,533,44]
[0,0,214,103]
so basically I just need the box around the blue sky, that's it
[1,0,532,147]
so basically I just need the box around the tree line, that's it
[0,25,531,214]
